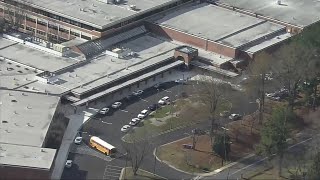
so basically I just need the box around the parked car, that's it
[132,90,144,96]
[148,104,159,111]
[124,94,136,102]
[154,83,163,89]
[99,107,110,115]
[74,137,82,145]
[270,96,281,101]
[111,102,122,109]
[129,118,140,126]
[158,96,170,105]
[65,160,73,168]
[175,79,187,84]
[121,125,131,133]
[229,114,242,120]
[138,109,149,119]
[220,110,230,117]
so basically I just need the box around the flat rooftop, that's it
[156,3,285,48]
[0,90,60,147]
[0,144,56,170]
[0,41,79,72]
[53,34,178,93]
[15,0,181,29]
[217,0,320,27]
[243,32,292,53]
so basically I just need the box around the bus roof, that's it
[90,136,116,150]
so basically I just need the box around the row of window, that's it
[2,0,98,31]
[2,0,190,32]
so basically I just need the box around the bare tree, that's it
[197,75,229,145]
[245,52,274,124]
[122,132,152,176]
[2,1,28,32]
[272,40,313,111]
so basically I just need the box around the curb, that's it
[153,145,202,176]
[119,168,125,180]
[154,138,256,179]
[121,121,199,143]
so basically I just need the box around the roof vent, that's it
[41,148,45,152]
[129,5,136,10]
[27,123,34,127]
[277,0,281,5]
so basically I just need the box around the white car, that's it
[229,114,242,120]
[129,118,140,126]
[74,137,82,145]
[175,79,186,84]
[265,93,276,98]
[111,102,122,109]
[137,109,149,119]
[99,107,110,114]
[121,125,131,132]
[65,160,72,168]
[132,90,143,96]
[158,96,170,105]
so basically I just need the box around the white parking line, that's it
[101,121,112,125]
[120,109,128,113]
[163,89,171,93]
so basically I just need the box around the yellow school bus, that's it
[89,136,116,155]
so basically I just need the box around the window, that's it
[26,26,35,33]
[36,30,46,36]
[26,16,36,23]
[70,30,80,37]
[81,34,91,40]
[48,23,58,30]
[37,20,47,26]
[59,27,69,33]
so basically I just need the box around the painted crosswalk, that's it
[102,165,123,180]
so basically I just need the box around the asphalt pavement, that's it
[61,81,258,180]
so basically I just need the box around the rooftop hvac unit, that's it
[277,0,281,5]
[114,0,122,4]
[129,5,136,10]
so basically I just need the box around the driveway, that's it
[61,81,257,179]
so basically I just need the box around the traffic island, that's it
[120,167,166,180]
[155,131,257,174]
[122,98,209,142]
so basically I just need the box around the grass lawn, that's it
[123,98,207,142]
[156,135,225,173]
[150,105,172,119]
[121,167,166,180]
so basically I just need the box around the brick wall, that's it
[145,22,237,58]
[0,165,51,180]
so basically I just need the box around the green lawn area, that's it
[123,98,207,142]
[121,167,166,180]
[150,105,172,119]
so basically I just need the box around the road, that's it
[200,130,320,180]
[61,81,258,180]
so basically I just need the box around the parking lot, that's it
[62,80,258,179]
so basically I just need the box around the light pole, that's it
[221,126,229,165]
